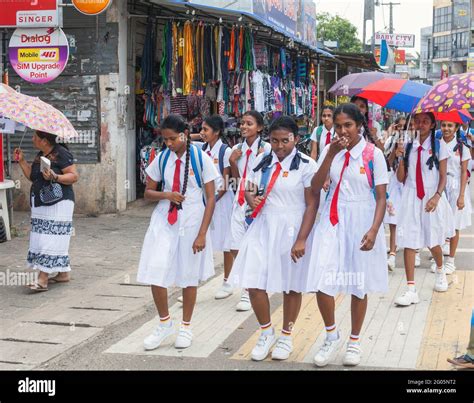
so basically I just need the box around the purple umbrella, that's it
[329,72,401,97]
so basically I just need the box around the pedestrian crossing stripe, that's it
[105,270,473,370]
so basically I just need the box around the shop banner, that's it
[374,32,415,48]
[253,0,317,47]
[9,28,69,84]
[72,0,113,16]
[375,48,406,65]
[0,0,59,28]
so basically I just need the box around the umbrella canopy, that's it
[0,84,77,139]
[432,109,472,124]
[415,72,474,113]
[328,72,401,97]
[357,79,432,113]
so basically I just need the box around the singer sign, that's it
[0,0,59,28]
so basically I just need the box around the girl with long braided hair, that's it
[137,114,219,351]
[350,95,385,152]
[395,112,455,307]
[437,120,472,275]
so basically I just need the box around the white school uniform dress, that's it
[228,148,318,293]
[229,139,271,250]
[306,137,389,299]
[445,137,472,231]
[383,133,404,225]
[397,136,455,249]
[137,149,220,288]
[203,139,234,252]
[312,126,335,214]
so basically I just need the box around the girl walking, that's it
[137,114,219,350]
[228,111,271,311]
[307,103,389,367]
[228,116,318,361]
[310,105,335,161]
[198,115,235,300]
[432,120,471,275]
[395,113,455,306]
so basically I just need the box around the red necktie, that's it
[416,146,425,200]
[251,162,282,219]
[238,149,252,206]
[168,159,181,225]
[325,130,331,146]
[329,152,351,226]
[206,150,212,157]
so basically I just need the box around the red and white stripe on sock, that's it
[181,320,191,327]
[159,314,171,324]
[281,328,292,337]
[349,334,360,344]
[260,321,273,334]
[407,280,416,291]
[325,324,338,340]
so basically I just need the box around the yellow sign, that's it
[18,48,59,62]
[72,0,113,16]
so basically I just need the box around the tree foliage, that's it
[317,12,362,53]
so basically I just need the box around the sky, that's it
[314,0,433,54]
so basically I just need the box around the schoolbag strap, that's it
[362,142,375,191]
[189,144,203,189]
[316,125,323,142]
[159,149,171,189]
[289,151,309,171]
[253,152,273,172]
[218,143,228,175]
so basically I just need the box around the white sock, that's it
[407,282,416,292]
[261,322,273,335]
[325,324,339,341]
[446,256,454,264]
[436,266,444,273]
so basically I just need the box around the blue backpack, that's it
[157,144,205,189]
[202,142,229,175]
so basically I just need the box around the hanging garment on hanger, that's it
[140,19,156,95]
[171,22,178,97]
[228,26,235,71]
[217,26,224,102]
[176,24,184,94]
[160,22,170,90]
[183,21,195,95]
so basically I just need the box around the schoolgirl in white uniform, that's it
[310,105,335,161]
[198,115,235,300]
[395,112,455,307]
[228,111,271,311]
[229,116,318,361]
[137,114,219,351]
[307,103,389,367]
[436,120,472,274]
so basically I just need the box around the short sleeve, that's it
[302,158,318,188]
[461,144,471,162]
[223,147,232,169]
[56,147,74,169]
[373,147,389,186]
[438,139,448,161]
[310,127,318,142]
[201,151,220,184]
[145,155,162,182]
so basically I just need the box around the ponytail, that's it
[427,127,439,170]
[182,132,191,196]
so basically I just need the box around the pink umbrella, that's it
[0,84,77,139]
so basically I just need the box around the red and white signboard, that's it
[0,0,59,28]
[374,32,415,48]
[9,28,69,84]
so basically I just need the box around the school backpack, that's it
[362,142,390,201]
[157,144,205,190]
[202,142,229,175]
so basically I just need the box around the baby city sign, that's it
[374,33,415,48]
[9,28,69,84]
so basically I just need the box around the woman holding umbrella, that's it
[14,131,78,291]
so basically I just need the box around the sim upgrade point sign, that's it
[9,27,69,84]
[0,0,59,28]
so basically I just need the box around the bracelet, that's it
[435,191,442,198]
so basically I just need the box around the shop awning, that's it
[331,51,383,71]
[128,0,334,60]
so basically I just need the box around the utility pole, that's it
[380,2,401,34]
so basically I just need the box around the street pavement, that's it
[0,188,472,371]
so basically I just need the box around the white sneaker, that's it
[271,337,293,361]
[343,342,362,366]
[387,254,396,271]
[215,281,234,300]
[313,334,342,367]
[434,269,448,292]
[143,323,175,351]
[444,260,456,275]
[415,252,421,267]
[394,289,420,306]
[442,243,450,256]
[430,261,437,273]
[236,290,251,311]
[174,325,193,349]
[251,331,277,361]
